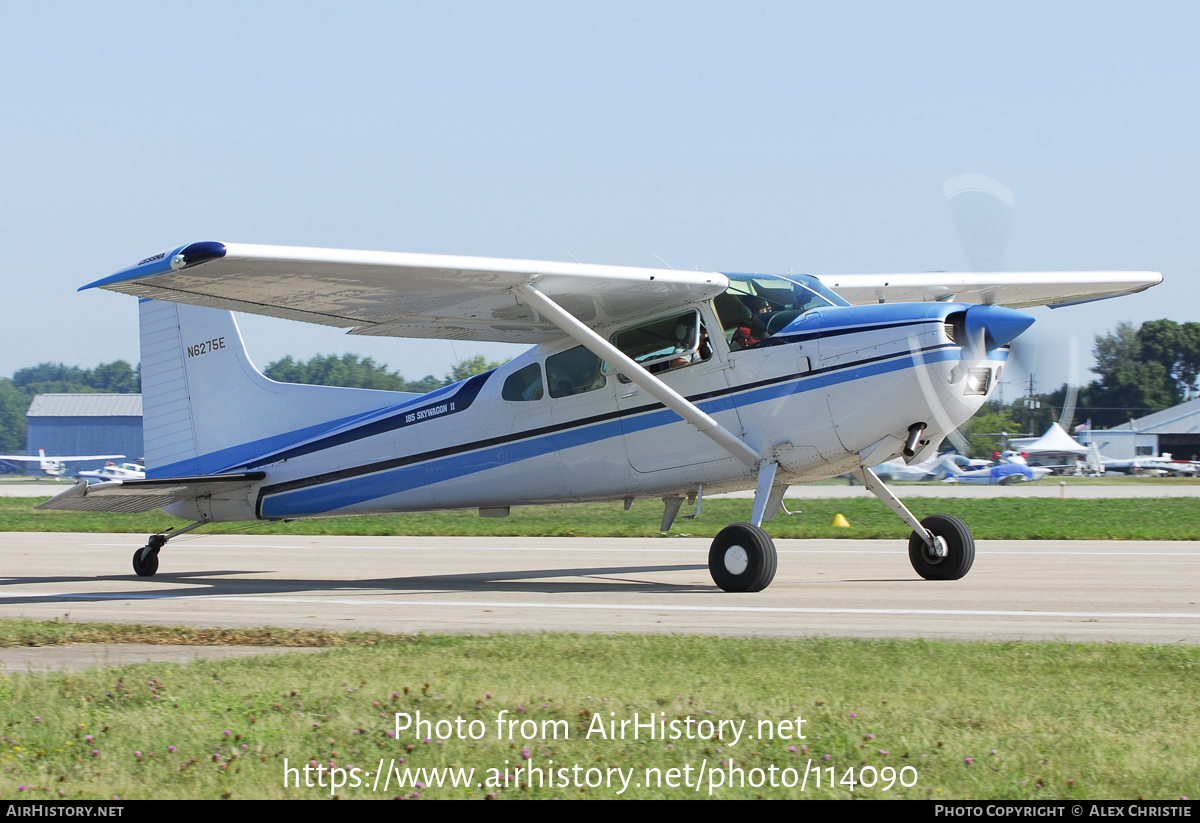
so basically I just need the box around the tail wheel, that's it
[132,546,159,577]
[709,523,778,592]
[908,513,975,580]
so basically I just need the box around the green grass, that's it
[3,496,1200,540]
[0,626,1194,799]
[0,619,389,649]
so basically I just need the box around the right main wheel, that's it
[709,523,778,592]
[908,513,975,580]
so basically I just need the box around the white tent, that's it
[1021,422,1092,456]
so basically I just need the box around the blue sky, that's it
[2,2,1195,399]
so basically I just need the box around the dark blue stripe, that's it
[237,371,493,469]
[259,346,964,518]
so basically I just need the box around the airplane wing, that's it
[82,242,729,344]
[0,454,125,462]
[813,271,1162,309]
[36,473,265,513]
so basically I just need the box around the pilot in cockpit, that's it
[746,296,773,316]
[667,319,713,370]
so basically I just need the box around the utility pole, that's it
[1022,374,1040,435]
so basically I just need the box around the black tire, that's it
[132,546,159,577]
[709,523,778,592]
[908,513,975,580]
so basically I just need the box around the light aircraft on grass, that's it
[1101,455,1197,477]
[870,455,962,483]
[0,448,127,478]
[40,242,1161,590]
[77,461,146,483]
[941,459,1052,485]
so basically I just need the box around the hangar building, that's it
[24,394,143,473]
[1084,397,1200,461]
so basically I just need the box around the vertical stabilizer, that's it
[138,299,416,478]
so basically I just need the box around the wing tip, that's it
[80,241,226,292]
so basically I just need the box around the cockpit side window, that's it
[716,273,845,350]
[546,346,607,398]
[607,310,714,378]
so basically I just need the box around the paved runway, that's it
[1,532,1196,644]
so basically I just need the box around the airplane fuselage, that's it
[163,300,1004,523]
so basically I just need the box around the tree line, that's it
[0,354,501,453]
[261,353,502,394]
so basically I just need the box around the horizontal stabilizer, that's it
[36,473,266,514]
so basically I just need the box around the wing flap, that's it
[84,243,729,342]
[36,473,266,514]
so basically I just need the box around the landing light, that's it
[964,368,991,396]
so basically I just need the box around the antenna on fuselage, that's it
[651,253,675,270]
[565,251,582,263]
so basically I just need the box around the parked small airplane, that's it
[1101,454,1197,477]
[77,461,146,483]
[0,448,127,478]
[942,456,1053,485]
[871,455,962,482]
[40,241,1160,589]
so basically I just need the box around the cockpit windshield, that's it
[713,272,849,350]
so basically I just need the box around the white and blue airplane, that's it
[40,242,1161,590]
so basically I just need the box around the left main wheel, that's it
[708,523,778,592]
[132,546,159,577]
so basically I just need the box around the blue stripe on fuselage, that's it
[259,344,967,518]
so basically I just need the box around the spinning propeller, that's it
[942,174,1083,444]
[909,174,1039,458]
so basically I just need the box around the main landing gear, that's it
[907,512,975,580]
[695,461,790,592]
[709,523,778,592]
[855,467,976,580]
[132,521,205,577]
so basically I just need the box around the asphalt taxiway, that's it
[0,532,1195,644]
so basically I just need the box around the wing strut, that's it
[514,284,761,466]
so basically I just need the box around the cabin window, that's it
[608,311,713,376]
[713,272,848,351]
[501,363,544,401]
[547,346,607,398]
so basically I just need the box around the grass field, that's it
[0,623,1193,800]
[2,496,1199,540]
